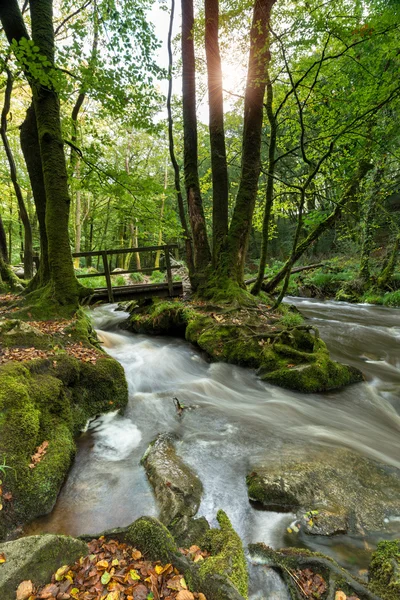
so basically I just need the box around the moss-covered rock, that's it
[368,540,400,599]
[0,315,128,540]
[247,447,400,536]
[123,299,363,393]
[0,534,87,600]
[141,434,205,546]
[198,510,248,599]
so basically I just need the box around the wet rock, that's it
[247,447,400,535]
[141,434,205,544]
[0,534,87,600]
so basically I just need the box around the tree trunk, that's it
[224,0,276,284]
[181,0,211,273]
[167,0,194,277]
[377,231,400,289]
[0,68,34,279]
[262,158,374,293]
[0,0,79,306]
[205,0,229,264]
[0,215,8,262]
[251,66,277,295]
[359,164,385,280]
[20,103,50,288]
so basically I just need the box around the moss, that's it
[368,540,400,600]
[127,300,192,336]
[0,332,128,538]
[198,510,248,599]
[246,472,300,510]
[126,516,178,563]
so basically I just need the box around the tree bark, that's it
[262,159,374,293]
[205,0,229,264]
[251,66,277,295]
[377,231,400,289]
[167,0,194,277]
[0,67,34,279]
[20,103,50,288]
[181,0,211,272]
[0,0,79,305]
[0,215,8,262]
[224,0,276,284]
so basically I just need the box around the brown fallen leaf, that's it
[176,591,195,600]
[16,580,34,600]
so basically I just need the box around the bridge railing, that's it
[72,244,179,303]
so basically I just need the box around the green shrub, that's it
[279,312,304,327]
[150,270,166,283]
[113,275,126,286]
[382,290,400,307]
[129,272,144,283]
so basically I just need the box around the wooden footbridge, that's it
[72,245,184,304]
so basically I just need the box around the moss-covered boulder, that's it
[0,534,87,600]
[198,510,248,599]
[368,540,400,599]
[141,434,207,545]
[0,315,128,540]
[123,299,363,393]
[247,447,400,536]
[124,515,246,600]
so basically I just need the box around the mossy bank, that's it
[122,299,363,393]
[0,311,128,540]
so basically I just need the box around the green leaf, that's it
[101,571,111,585]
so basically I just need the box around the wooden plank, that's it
[76,265,180,279]
[164,245,174,296]
[72,244,178,259]
[86,281,183,305]
[101,251,114,303]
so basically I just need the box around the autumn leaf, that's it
[176,591,194,600]
[0,552,6,564]
[55,565,69,581]
[101,571,112,585]
[16,580,34,600]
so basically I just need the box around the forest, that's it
[0,1,399,600]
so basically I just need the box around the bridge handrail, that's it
[72,244,178,303]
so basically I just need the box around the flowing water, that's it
[26,298,400,598]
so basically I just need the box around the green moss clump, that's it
[127,300,192,336]
[198,510,248,599]
[126,516,178,563]
[368,540,400,599]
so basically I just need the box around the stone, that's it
[247,446,400,535]
[141,434,203,526]
[0,534,87,600]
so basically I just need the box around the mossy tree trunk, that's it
[221,0,276,286]
[20,103,50,290]
[0,67,34,280]
[359,163,386,280]
[0,0,81,306]
[181,0,212,275]
[377,231,400,289]
[205,0,229,266]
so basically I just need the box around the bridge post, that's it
[102,251,114,303]
[164,245,174,296]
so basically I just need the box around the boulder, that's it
[141,433,205,545]
[247,447,400,535]
[0,534,87,600]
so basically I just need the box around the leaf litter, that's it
[17,537,209,600]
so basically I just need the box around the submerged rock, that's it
[123,299,363,393]
[247,447,400,535]
[0,534,87,600]
[141,433,207,546]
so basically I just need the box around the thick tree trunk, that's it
[251,67,277,295]
[205,0,229,264]
[224,0,276,284]
[20,103,50,288]
[181,0,211,272]
[377,231,400,289]
[30,0,79,304]
[0,68,33,279]
[262,159,374,293]
[0,0,79,305]
[167,0,194,277]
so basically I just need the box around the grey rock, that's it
[247,446,400,535]
[0,534,87,600]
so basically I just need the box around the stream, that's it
[26,298,400,599]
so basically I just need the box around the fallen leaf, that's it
[16,580,34,600]
[335,593,347,600]
[0,552,5,564]
[101,571,112,585]
[176,592,194,600]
